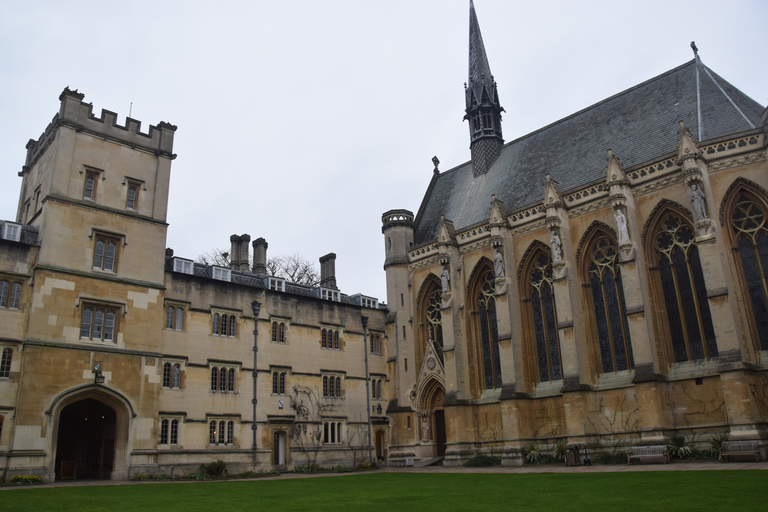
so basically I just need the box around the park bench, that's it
[720,440,760,462]
[627,445,670,465]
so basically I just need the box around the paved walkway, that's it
[2,461,766,490]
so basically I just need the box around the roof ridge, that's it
[429,59,699,180]
[499,59,698,150]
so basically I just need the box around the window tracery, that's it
[526,252,562,382]
[586,234,633,373]
[730,194,768,351]
[653,212,717,361]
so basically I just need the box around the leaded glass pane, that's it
[689,247,717,358]
[81,308,92,339]
[531,288,549,382]
[93,310,104,340]
[591,269,613,373]
[659,257,687,362]
[604,270,629,371]
[93,240,104,268]
[8,283,20,309]
[542,282,561,380]
[104,311,115,341]
[104,242,115,271]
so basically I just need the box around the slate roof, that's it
[413,58,765,245]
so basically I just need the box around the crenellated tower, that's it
[464,0,504,177]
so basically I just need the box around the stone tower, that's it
[464,0,504,177]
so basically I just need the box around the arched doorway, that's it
[48,385,133,481]
[54,398,116,480]
[418,379,446,457]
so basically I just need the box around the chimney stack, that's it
[252,237,268,275]
[319,253,337,290]
[229,234,251,272]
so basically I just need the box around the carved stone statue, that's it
[614,208,629,243]
[441,267,450,293]
[494,250,504,277]
[550,231,562,262]
[691,183,707,220]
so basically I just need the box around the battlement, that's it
[23,87,177,172]
[381,209,414,232]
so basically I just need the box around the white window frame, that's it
[1,223,21,242]
[320,288,340,301]
[269,277,286,292]
[173,258,194,275]
[209,266,231,282]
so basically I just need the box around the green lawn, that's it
[2,471,765,511]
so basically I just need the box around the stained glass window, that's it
[587,235,634,373]
[654,212,717,361]
[731,195,768,351]
[425,288,444,363]
[527,252,562,382]
[477,268,502,389]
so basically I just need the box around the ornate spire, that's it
[464,0,504,178]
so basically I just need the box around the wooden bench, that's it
[721,440,760,462]
[627,445,670,465]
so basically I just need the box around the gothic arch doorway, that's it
[417,379,446,457]
[49,386,132,481]
[55,398,116,480]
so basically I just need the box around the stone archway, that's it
[417,378,446,457]
[48,386,133,481]
[55,399,116,480]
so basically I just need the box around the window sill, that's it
[533,380,563,398]
[594,369,635,390]
[667,358,719,381]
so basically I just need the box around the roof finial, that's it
[690,41,698,56]
[432,156,440,174]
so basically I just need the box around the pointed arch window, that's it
[730,194,768,351]
[425,288,444,363]
[586,235,634,373]
[654,212,717,362]
[525,252,562,382]
[473,267,502,390]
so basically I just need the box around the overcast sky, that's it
[1,0,766,302]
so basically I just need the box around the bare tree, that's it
[197,249,319,286]
[289,385,334,466]
[345,418,371,468]
[197,248,229,267]
[268,254,319,286]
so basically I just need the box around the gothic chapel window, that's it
[524,251,562,382]
[472,265,502,390]
[730,193,768,351]
[653,211,717,362]
[586,234,634,373]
